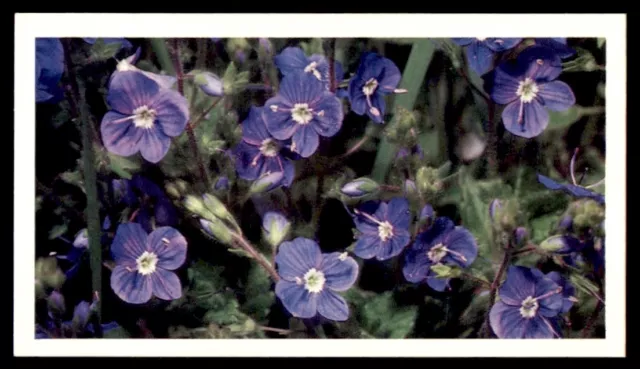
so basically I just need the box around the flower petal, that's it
[414,217,456,249]
[321,252,359,291]
[138,127,171,163]
[278,72,325,105]
[317,290,350,321]
[234,142,265,181]
[518,45,563,82]
[377,229,410,260]
[537,81,575,111]
[241,106,270,144]
[535,38,576,59]
[488,66,521,104]
[523,316,560,338]
[150,268,182,300]
[263,96,298,140]
[111,223,148,264]
[107,71,160,115]
[275,280,318,319]
[292,124,319,158]
[502,100,549,139]
[387,197,411,230]
[147,227,187,270]
[100,112,143,157]
[466,42,495,76]
[402,247,432,283]
[498,266,536,306]
[274,47,310,76]
[150,89,189,137]
[451,38,474,46]
[348,82,368,115]
[275,237,323,281]
[354,235,381,260]
[489,301,527,338]
[484,38,522,52]
[534,275,564,317]
[443,227,478,267]
[311,92,343,138]
[427,276,450,292]
[110,265,152,304]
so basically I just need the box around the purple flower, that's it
[274,46,344,91]
[486,45,576,138]
[36,38,64,103]
[112,175,178,233]
[263,72,344,158]
[109,223,187,304]
[352,197,411,261]
[537,173,604,205]
[83,37,133,50]
[348,52,403,123]
[100,71,189,163]
[419,204,435,222]
[545,272,577,313]
[534,38,576,59]
[274,238,359,321]
[452,38,522,76]
[114,48,177,89]
[489,266,564,338]
[234,106,295,187]
[402,217,478,292]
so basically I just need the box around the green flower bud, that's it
[340,177,379,198]
[200,218,233,246]
[262,212,291,248]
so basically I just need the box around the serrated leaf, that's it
[48,224,68,240]
[103,325,131,338]
[547,106,582,131]
[241,265,275,321]
[107,153,141,180]
[347,290,418,338]
[186,261,233,311]
[223,62,238,92]
[569,273,601,300]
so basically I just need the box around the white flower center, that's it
[519,296,539,319]
[516,78,539,103]
[362,78,379,96]
[378,221,394,242]
[133,105,157,129]
[304,61,322,80]
[303,268,325,293]
[427,243,448,263]
[338,252,348,261]
[291,103,313,125]
[135,251,158,276]
[476,37,487,41]
[116,60,135,72]
[259,138,279,157]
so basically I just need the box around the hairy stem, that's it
[231,232,280,282]
[484,247,511,337]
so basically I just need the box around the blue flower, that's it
[274,46,344,91]
[36,299,121,338]
[486,45,576,138]
[110,223,187,304]
[489,266,564,338]
[113,48,177,89]
[348,52,403,123]
[274,238,359,321]
[263,72,344,158]
[36,38,64,103]
[537,173,604,205]
[402,217,478,292]
[545,271,577,313]
[112,175,178,234]
[100,71,189,163]
[234,106,296,187]
[83,37,133,50]
[352,197,411,261]
[452,38,522,76]
[534,38,576,59]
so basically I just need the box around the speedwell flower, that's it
[403,217,478,292]
[352,197,411,261]
[534,38,576,59]
[452,38,522,76]
[100,71,189,163]
[274,46,344,90]
[348,52,404,123]
[537,173,604,205]
[544,271,577,313]
[486,45,576,138]
[274,238,359,321]
[112,48,177,89]
[110,223,187,304]
[489,266,564,338]
[36,38,64,103]
[234,106,295,187]
[263,72,344,158]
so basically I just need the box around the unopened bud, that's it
[514,227,529,247]
[340,177,379,198]
[47,291,66,316]
[250,171,285,194]
[195,71,224,97]
[262,212,291,248]
[200,218,233,245]
[540,235,583,254]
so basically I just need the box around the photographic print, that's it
[15,13,626,357]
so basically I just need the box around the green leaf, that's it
[371,39,436,182]
[60,170,84,190]
[186,261,232,311]
[48,224,68,240]
[529,214,562,244]
[346,289,418,338]
[547,106,582,131]
[240,265,275,322]
[569,273,601,300]
[300,38,324,56]
[103,326,131,338]
[222,62,238,93]
[89,38,124,61]
[107,153,141,180]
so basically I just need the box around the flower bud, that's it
[73,229,89,249]
[514,227,529,247]
[71,301,91,333]
[249,171,284,194]
[195,71,224,97]
[489,199,503,222]
[47,291,66,316]
[340,177,379,197]
[416,166,440,196]
[419,204,435,222]
[214,176,229,191]
[558,215,573,231]
[203,194,234,222]
[456,132,487,163]
[200,218,233,245]
[540,235,583,254]
[262,212,291,248]
[403,179,417,195]
[184,195,209,218]
[258,38,272,54]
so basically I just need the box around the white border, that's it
[15,13,626,357]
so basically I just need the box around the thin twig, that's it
[484,247,511,337]
[190,97,223,130]
[231,232,280,282]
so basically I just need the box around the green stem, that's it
[484,246,511,337]
[62,39,102,336]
